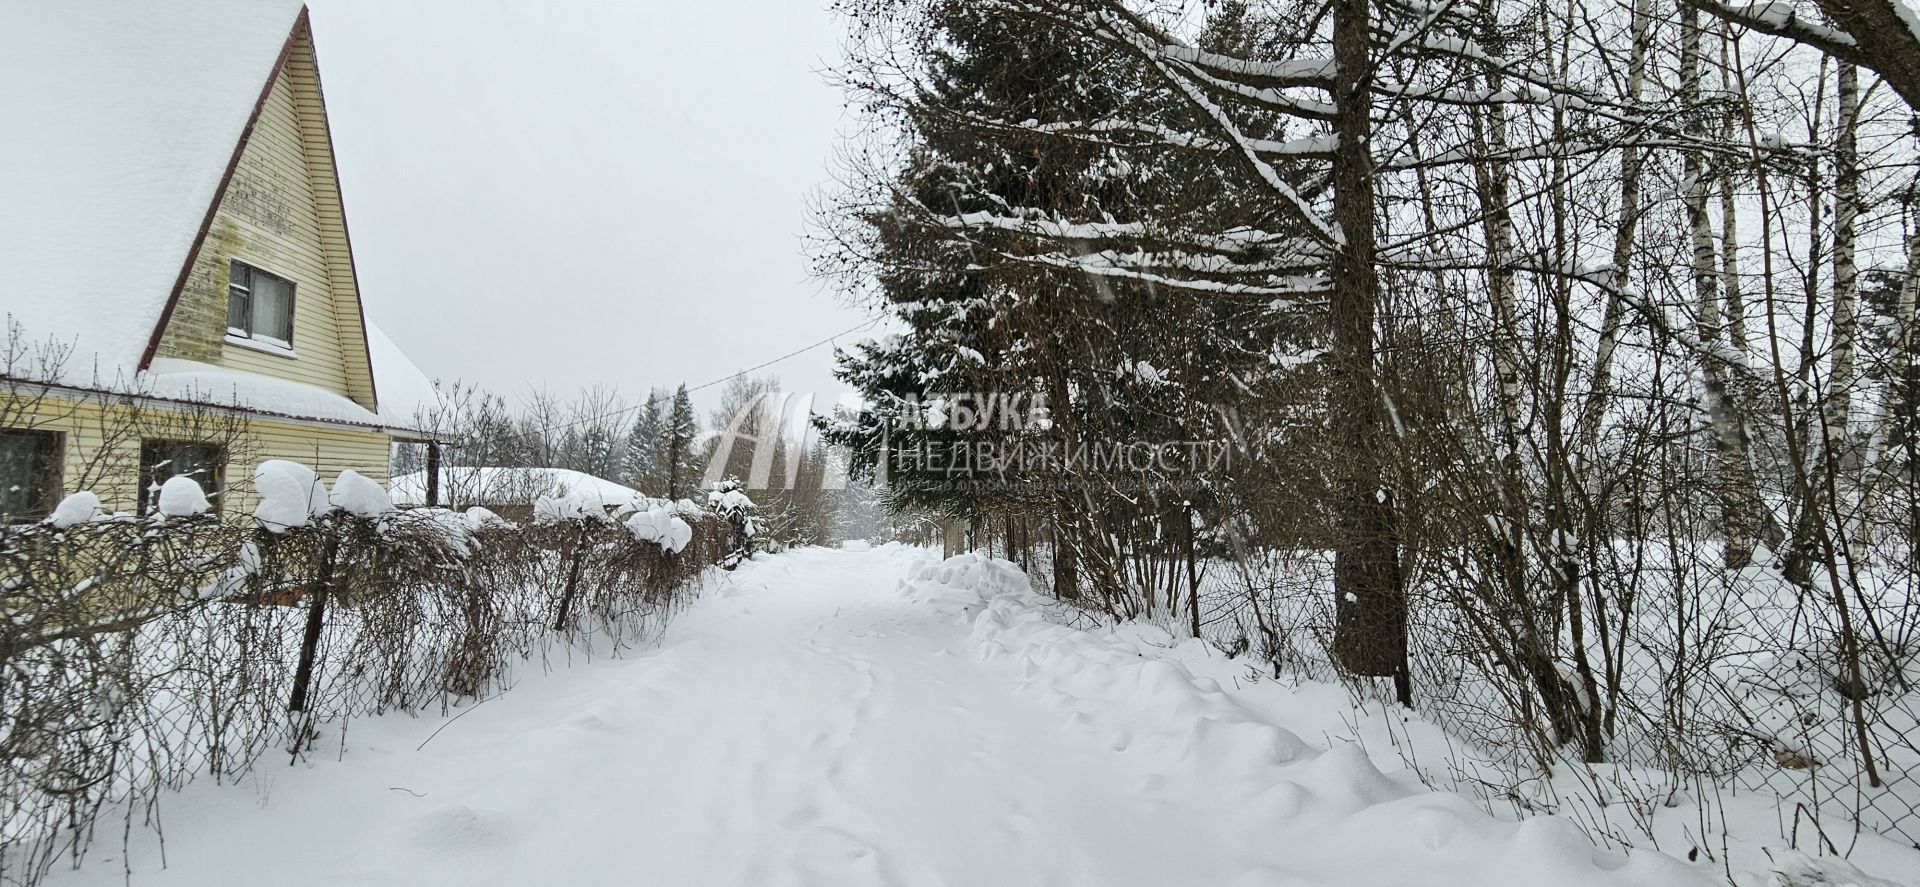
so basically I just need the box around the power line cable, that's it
[431,316,883,445]
[684,316,882,398]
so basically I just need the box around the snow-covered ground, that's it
[42,546,1890,886]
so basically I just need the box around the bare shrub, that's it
[0,491,730,886]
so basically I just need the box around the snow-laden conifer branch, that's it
[979,0,1347,246]
[925,206,1324,261]
[973,249,1335,297]
[1155,45,1336,88]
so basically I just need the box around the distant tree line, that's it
[395,376,863,549]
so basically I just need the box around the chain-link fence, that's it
[0,503,731,887]
[1183,535,1920,863]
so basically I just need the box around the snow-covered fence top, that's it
[0,458,732,887]
[392,466,647,509]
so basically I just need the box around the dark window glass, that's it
[0,429,61,521]
[226,262,251,334]
[138,440,225,515]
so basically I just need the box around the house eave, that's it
[7,376,396,437]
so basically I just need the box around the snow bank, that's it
[902,552,1718,887]
[329,469,393,517]
[46,491,103,528]
[708,488,754,515]
[391,467,648,511]
[625,505,693,553]
[465,506,511,530]
[157,476,211,517]
[253,460,329,532]
[907,553,1032,609]
[1737,850,1907,887]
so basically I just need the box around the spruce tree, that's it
[661,384,700,500]
[819,1,1300,602]
[625,392,666,490]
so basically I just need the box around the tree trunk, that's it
[666,433,681,501]
[1808,0,1920,111]
[1052,515,1080,600]
[1327,0,1408,700]
[1683,11,1761,569]
[1577,0,1651,464]
[1786,61,1863,583]
[1183,503,1202,639]
[1855,203,1920,549]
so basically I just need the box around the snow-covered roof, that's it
[137,319,429,433]
[390,467,651,510]
[0,3,441,436]
[0,0,307,380]
[147,357,385,428]
[366,323,439,434]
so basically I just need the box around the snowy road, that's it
[56,546,1709,887]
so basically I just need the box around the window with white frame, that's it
[226,260,295,348]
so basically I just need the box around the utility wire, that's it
[685,316,882,398]
[432,316,883,444]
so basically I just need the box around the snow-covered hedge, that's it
[0,461,733,887]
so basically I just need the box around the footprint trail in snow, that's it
[47,545,1715,887]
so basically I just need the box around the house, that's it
[0,2,435,520]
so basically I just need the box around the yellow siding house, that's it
[0,2,436,520]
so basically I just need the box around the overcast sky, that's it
[306,0,871,415]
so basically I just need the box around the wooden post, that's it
[552,522,592,631]
[288,532,338,713]
[425,440,442,507]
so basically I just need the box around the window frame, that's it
[137,439,227,516]
[0,428,63,523]
[226,260,297,351]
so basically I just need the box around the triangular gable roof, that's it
[0,1,375,399]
